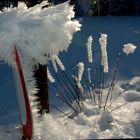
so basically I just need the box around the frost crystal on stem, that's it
[99,33,109,73]
[77,62,84,82]
[123,43,137,55]
[86,36,93,63]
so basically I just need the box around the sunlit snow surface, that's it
[0,77,140,139]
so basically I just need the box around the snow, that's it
[1,78,140,139]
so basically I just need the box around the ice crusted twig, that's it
[123,43,137,55]
[99,33,109,73]
[86,36,93,63]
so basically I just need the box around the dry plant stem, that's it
[49,88,78,115]
[109,96,140,114]
[54,73,74,104]
[107,92,122,108]
[73,69,86,101]
[62,71,80,101]
[50,104,73,119]
[55,72,78,103]
[109,51,123,101]
[93,60,98,89]
[104,51,123,110]
[83,74,96,102]
[53,76,72,104]
[100,68,104,104]
[59,72,82,111]
[53,83,75,109]
[83,74,93,100]
[51,65,82,112]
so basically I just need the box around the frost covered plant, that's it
[123,43,137,55]
[99,33,109,73]
[104,43,137,109]
[77,62,84,82]
[86,36,93,63]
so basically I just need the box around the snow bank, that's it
[0,1,81,66]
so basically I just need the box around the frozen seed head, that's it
[123,43,137,55]
[77,62,84,82]
[99,33,109,73]
[86,35,93,63]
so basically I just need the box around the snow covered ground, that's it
[0,16,140,139]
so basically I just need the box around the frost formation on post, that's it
[0,1,81,66]
[99,33,109,73]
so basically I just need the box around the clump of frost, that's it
[0,1,81,66]
[123,43,137,55]
[99,33,109,73]
[86,36,93,63]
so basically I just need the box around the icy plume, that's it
[99,33,109,73]
[0,1,81,66]
[86,36,93,63]
[123,43,137,55]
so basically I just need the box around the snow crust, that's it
[0,1,81,66]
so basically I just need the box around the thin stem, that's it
[50,104,73,119]
[53,72,74,104]
[109,96,140,114]
[62,71,80,101]
[50,88,79,115]
[107,92,122,108]
[104,51,123,110]
[61,71,82,111]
